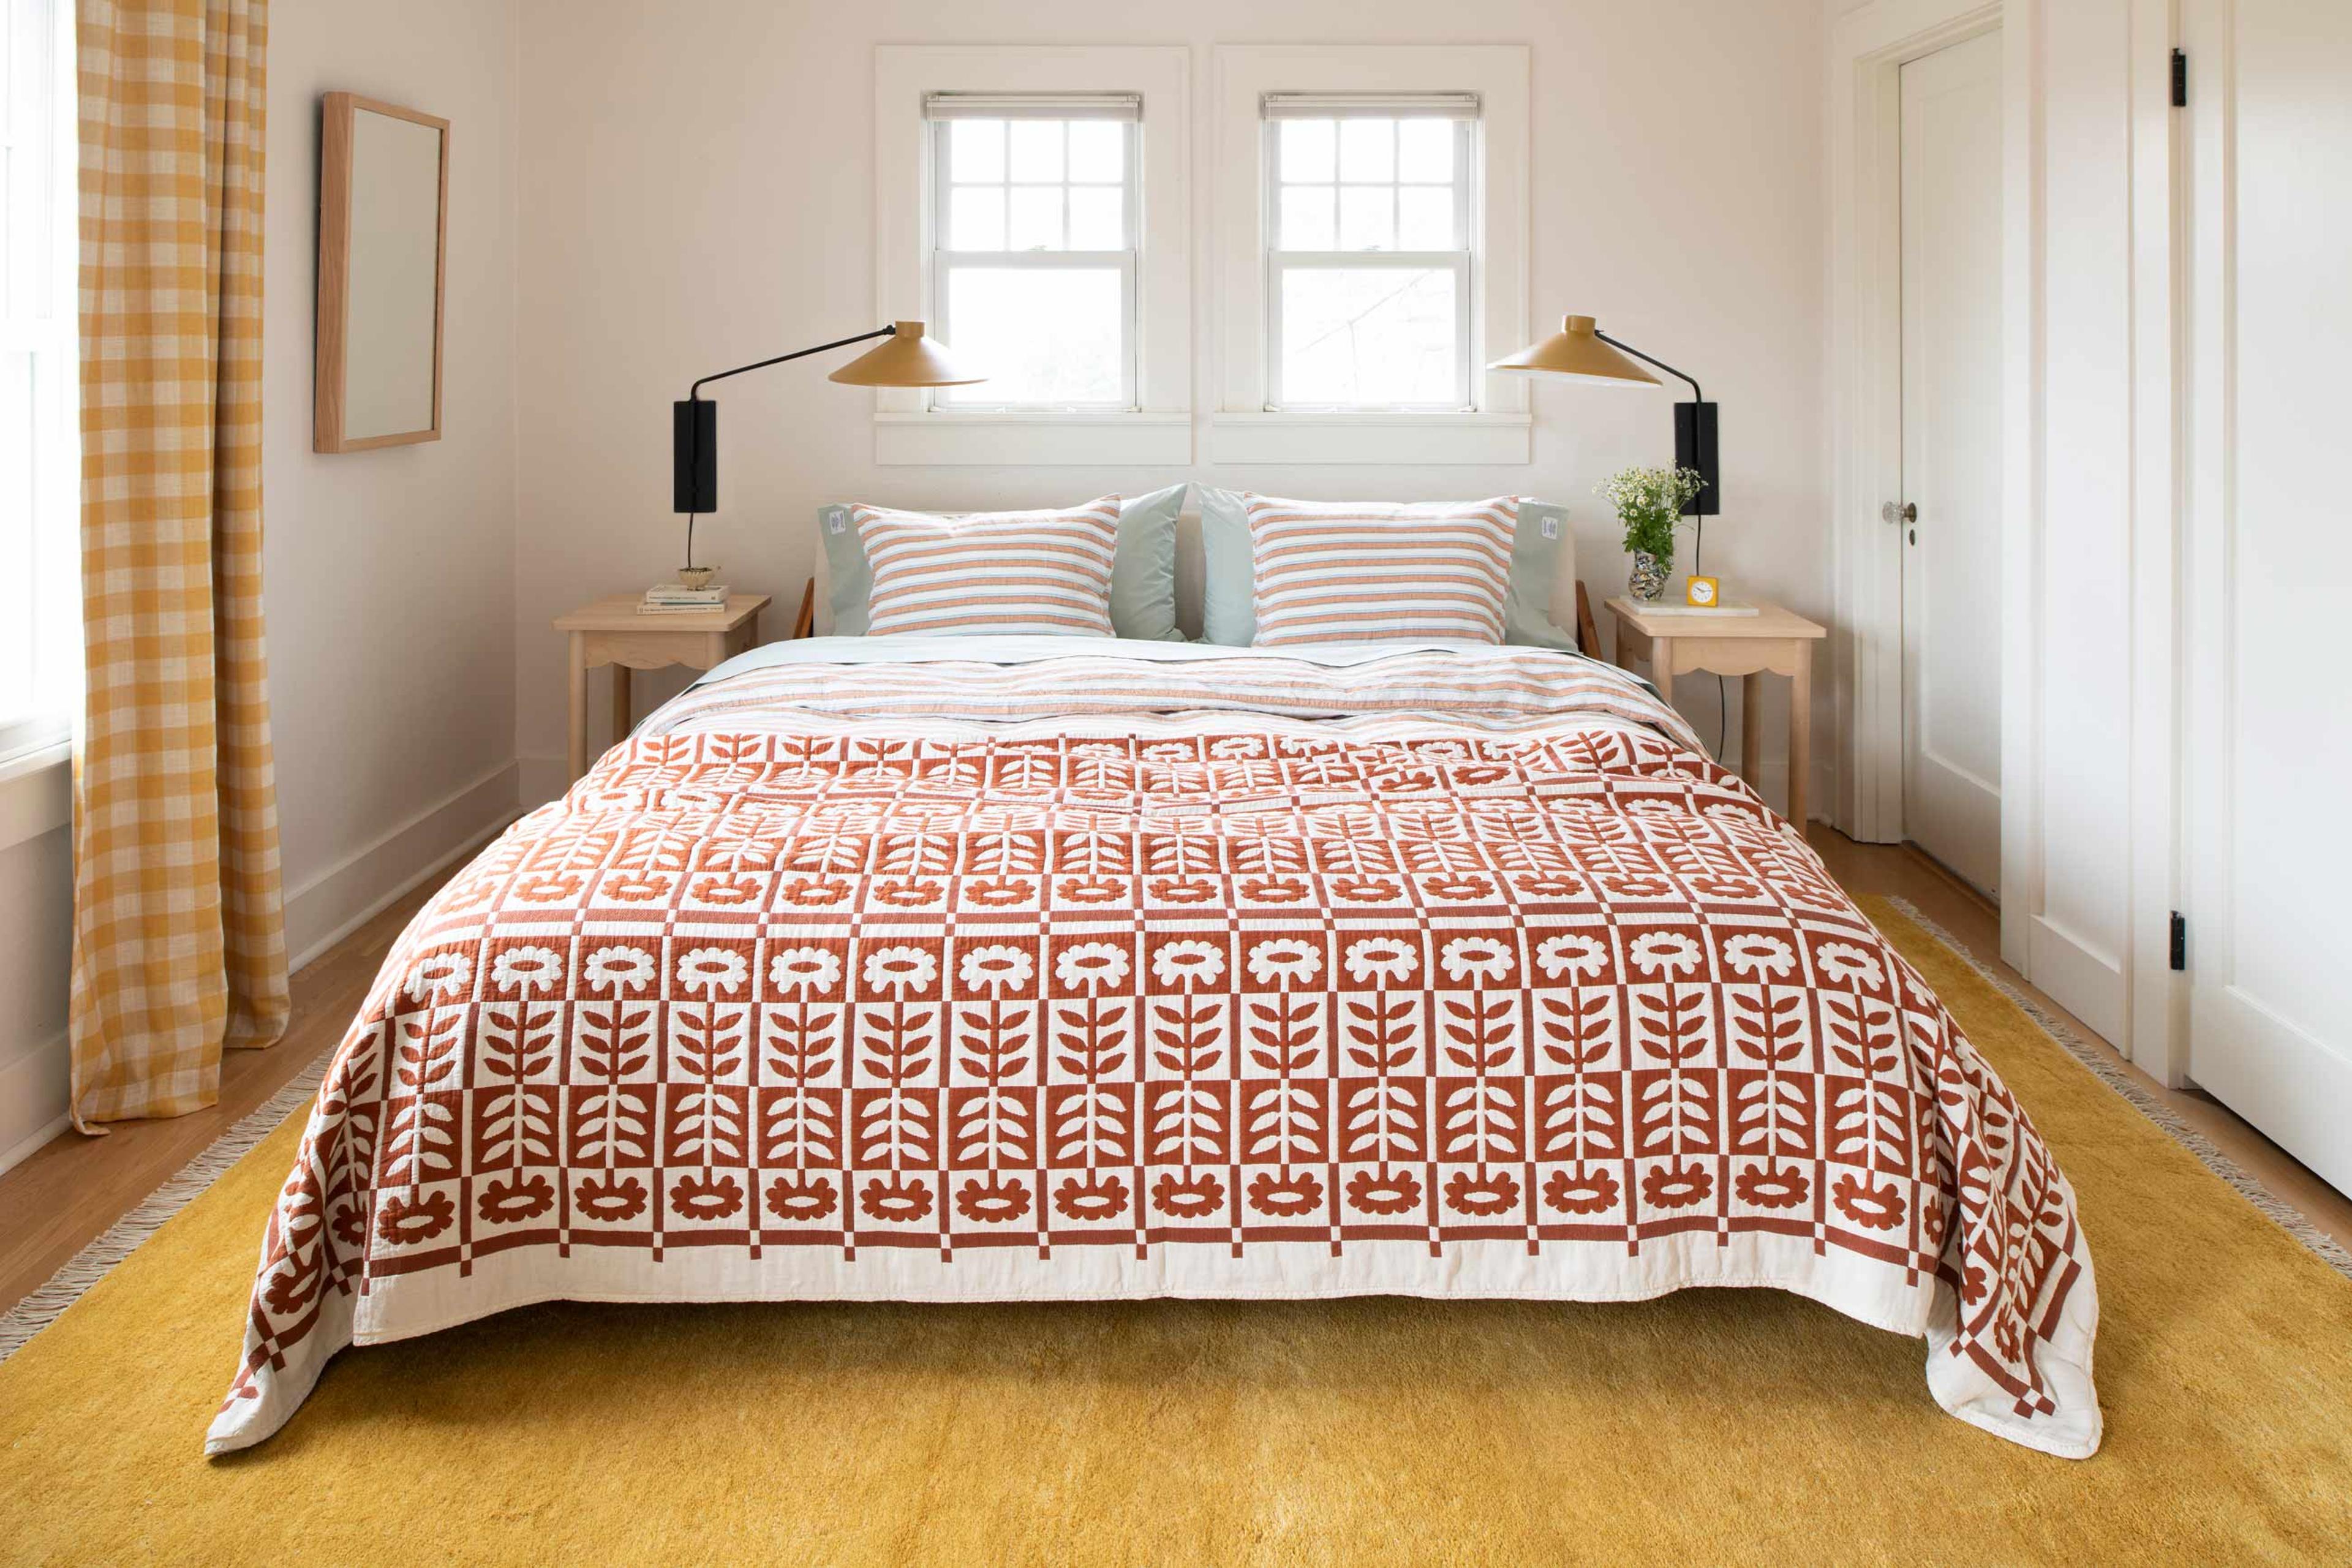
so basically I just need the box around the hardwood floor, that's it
[4,825,2347,1321]
[0,862,467,1319]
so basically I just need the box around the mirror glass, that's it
[341,108,442,440]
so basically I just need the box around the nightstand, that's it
[552,592,772,782]
[1605,597,1828,827]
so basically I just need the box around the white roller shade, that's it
[923,92,1142,121]
[1261,92,1481,120]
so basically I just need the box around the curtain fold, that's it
[69,0,286,1129]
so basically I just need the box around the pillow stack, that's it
[852,497,1122,637]
[1242,495,1523,647]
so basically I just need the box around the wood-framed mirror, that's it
[314,92,448,453]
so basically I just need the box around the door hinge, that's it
[2169,911,2187,971]
[2171,49,2188,108]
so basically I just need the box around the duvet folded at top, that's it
[206,637,2098,1460]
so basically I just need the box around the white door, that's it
[2185,0,2352,1193]
[1897,30,2005,899]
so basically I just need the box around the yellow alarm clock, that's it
[1684,575,1721,609]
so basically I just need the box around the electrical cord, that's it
[1694,514,1727,760]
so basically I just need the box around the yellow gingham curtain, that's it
[69,0,287,1128]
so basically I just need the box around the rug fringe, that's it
[1885,895,2352,1281]
[0,1047,335,1363]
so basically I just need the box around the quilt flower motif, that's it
[1343,937,1419,986]
[957,944,1035,995]
[1246,938,1323,988]
[1439,936,1515,983]
[490,945,564,995]
[768,947,842,996]
[582,945,655,993]
[1151,940,1225,990]
[861,946,938,995]
[1055,942,1130,993]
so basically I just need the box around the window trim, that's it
[929,111,1140,413]
[1262,111,1476,412]
[1212,44,1531,464]
[2,0,83,748]
[874,45,1191,465]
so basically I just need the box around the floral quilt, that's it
[208,640,2099,1457]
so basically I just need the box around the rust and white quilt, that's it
[208,638,2100,1457]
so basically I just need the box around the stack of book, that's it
[638,582,730,615]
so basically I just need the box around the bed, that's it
[207,635,2100,1457]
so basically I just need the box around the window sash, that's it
[1261,113,1475,412]
[1266,253,1472,412]
[1,0,81,741]
[929,113,1141,412]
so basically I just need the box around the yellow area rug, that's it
[5,899,2351,1566]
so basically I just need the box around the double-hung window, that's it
[927,93,1138,411]
[875,48,1189,464]
[1210,45,1528,465]
[1263,94,1476,410]
[1,0,81,765]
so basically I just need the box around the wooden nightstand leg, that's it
[567,631,588,783]
[1788,642,1813,832]
[1741,671,1764,783]
[1651,638,1674,706]
[610,665,631,748]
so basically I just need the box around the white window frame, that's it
[929,104,1140,412]
[1,0,80,804]
[874,47,1190,466]
[1212,45,1529,465]
[1262,107,1476,412]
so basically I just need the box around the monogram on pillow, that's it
[854,497,1122,637]
[1243,495,1522,646]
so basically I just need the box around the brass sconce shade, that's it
[1488,314,1662,386]
[826,320,986,387]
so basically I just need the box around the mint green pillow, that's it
[1194,489,1581,649]
[818,484,1189,640]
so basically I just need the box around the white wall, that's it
[2,0,524,1171]
[267,0,525,963]
[509,0,1833,807]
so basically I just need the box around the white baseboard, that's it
[284,760,522,972]
[0,1030,69,1178]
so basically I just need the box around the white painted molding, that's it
[1996,0,2043,978]
[2027,913,2127,1047]
[875,412,1191,466]
[284,760,522,971]
[0,1030,69,1179]
[1208,412,1529,467]
[0,742,70,854]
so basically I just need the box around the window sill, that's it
[0,737,72,854]
[1209,411,1531,466]
[874,411,1193,466]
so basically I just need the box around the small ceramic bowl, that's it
[676,567,718,592]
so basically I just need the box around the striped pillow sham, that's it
[1243,494,1523,646]
[854,497,1121,637]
